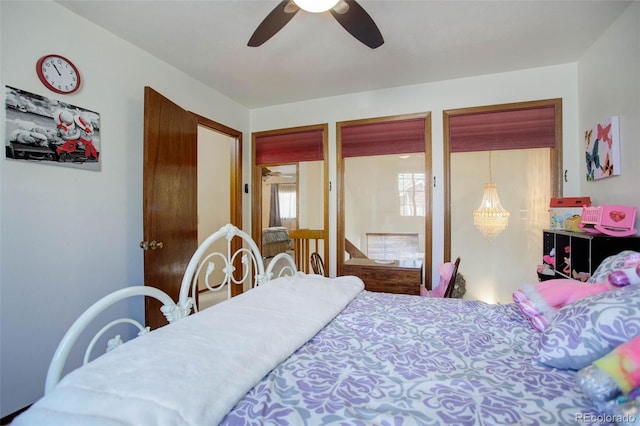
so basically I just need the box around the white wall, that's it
[299,161,324,229]
[198,128,232,245]
[578,2,640,209]
[0,1,249,416]
[250,64,581,286]
[197,128,232,290]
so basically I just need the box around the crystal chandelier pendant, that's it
[473,152,509,239]
[473,183,510,239]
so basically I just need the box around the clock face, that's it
[36,55,81,94]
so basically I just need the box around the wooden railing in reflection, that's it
[288,229,325,273]
[345,238,368,259]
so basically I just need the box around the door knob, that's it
[149,241,163,250]
[140,240,164,250]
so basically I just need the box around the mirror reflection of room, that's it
[451,148,550,304]
[344,153,426,264]
[445,100,561,304]
[262,164,298,231]
[261,162,325,272]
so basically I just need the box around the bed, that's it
[261,226,291,258]
[13,225,639,425]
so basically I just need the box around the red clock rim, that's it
[36,54,81,95]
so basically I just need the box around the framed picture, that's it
[4,85,100,171]
[584,116,620,181]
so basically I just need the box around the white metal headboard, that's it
[178,223,297,313]
[45,224,296,394]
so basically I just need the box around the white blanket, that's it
[14,273,364,426]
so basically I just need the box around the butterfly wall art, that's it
[584,116,620,181]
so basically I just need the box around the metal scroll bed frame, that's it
[44,223,297,393]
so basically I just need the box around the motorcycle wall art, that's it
[5,85,101,171]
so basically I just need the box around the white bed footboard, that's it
[178,224,297,313]
[45,286,178,394]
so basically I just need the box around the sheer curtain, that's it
[278,184,296,229]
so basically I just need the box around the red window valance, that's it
[450,106,556,153]
[255,129,324,165]
[341,117,426,158]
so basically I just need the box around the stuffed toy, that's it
[542,248,556,268]
[562,256,571,276]
[576,336,640,425]
[513,262,640,332]
[572,269,591,282]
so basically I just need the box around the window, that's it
[398,172,426,216]
[278,183,296,220]
[366,233,419,261]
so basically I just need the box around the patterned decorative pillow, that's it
[534,284,640,370]
[587,250,640,283]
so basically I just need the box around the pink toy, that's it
[562,256,571,276]
[513,279,615,331]
[421,262,456,297]
[513,259,640,331]
[578,204,637,237]
[543,248,556,268]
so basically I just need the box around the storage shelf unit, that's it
[543,229,640,280]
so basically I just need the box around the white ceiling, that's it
[57,0,632,109]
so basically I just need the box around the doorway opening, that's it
[197,125,235,309]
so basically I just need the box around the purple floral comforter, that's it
[221,291,604,425]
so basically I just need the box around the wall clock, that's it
[36,54,81,94]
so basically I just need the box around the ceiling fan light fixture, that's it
[249,0,382,48]
[293,0,340,13]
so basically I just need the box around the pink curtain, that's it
[341,118,426,158]
[450,106,556,153]
[255,129,324,165]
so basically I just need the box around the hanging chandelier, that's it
[473,152,509,239]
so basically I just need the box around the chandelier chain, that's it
[489,151,493,181]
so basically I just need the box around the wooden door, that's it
[143,87,198,329]
[143,88,244,328]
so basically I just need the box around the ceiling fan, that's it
[248,0,384,49]
[262,167,294,181]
